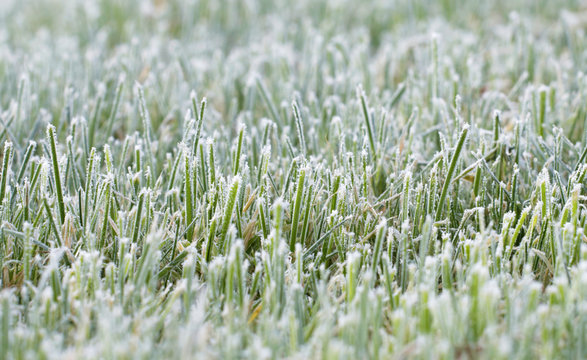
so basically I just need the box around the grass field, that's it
[1,0,587,358]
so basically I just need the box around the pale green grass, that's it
[0,0,587,359]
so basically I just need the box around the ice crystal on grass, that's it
[1,0,587,358]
